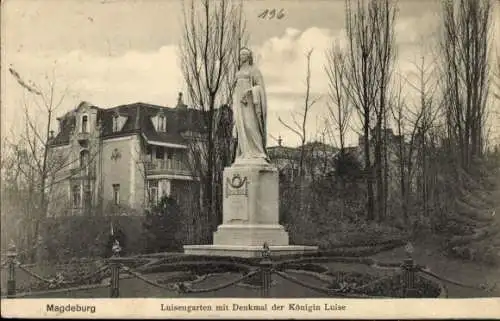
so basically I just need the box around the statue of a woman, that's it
[232,47,270,165]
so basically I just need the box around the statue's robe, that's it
[232,66,269,162]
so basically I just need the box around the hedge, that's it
[39,215,146,262]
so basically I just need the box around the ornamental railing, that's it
[145,158,191,174]
[1,241,496,299]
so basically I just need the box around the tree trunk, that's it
[374,123,384,222]
[364,116,375,221]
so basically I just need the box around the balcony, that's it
[76,131,90,140]
[69,166,96,179]
[145,158,192,177]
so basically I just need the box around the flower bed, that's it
[326,271,442,298]
[278,263,329,273]
[141,260,252,275]
[156,271,198,285]
[9,257,149,294]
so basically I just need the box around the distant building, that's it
[47,93,205,216]
[267,137,338,182]
[267,127,413,191]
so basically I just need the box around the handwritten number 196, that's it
[258,8,285,20]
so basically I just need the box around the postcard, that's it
[1,0,499,319]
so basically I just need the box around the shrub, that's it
[280,177,407,250]
[326,271,441,298]
[40,215,145,263]
[142,195,183,253]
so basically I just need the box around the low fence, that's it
[1,241,495,299]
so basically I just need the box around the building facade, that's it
[47,94,204,217]
[267,138,339,182]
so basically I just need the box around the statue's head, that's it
[240,47,253,66]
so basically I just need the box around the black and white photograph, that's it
[1,0,500,318]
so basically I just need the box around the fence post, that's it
[260,243,272,298]
[402,242,418,298]
[109,240,121,298]
[7,241,17,298]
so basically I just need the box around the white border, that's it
[2,298,500,319]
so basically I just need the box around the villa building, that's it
[47,93,205,217]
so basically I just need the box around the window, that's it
[112,184,120,205]
[83,189,92,210]
[157,115,166,132]
[80,150,89,173]
[148,180,158,205]
[155,146,164,159]
[82,115,88,133]
[72,184,81,208]
[112,114,120,132]
[145,145,153,162]
[160,180,171,197]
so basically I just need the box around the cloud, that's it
[2,9,446,148]
[395,11,440,47]
[257,27,335,96]
[252,27,338,146]
[255,13,442,147]
[2,46,183,138]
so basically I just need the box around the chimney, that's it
[176,92,186,108]
[57,117,63,133]
[134,105,141,130]
[49,130,55,139]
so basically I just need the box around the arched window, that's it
[82,115,88,133]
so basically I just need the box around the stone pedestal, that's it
[184,161,318,257]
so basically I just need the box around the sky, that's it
[2,0,499,147]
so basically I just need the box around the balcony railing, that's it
[145,159,192,176]
[69,166,96,179]
[76,132,90,142]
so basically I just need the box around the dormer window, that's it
[112,112,128,133]
[82,115,88,133]
[157,114,166,132]
[113,114,120,132]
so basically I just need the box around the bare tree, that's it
[325,44,352,154]
[324,43,353,224]
[279,49,320,180]
[372,0,397,222]
[439,0,492,169]
[341,0,398,221]
[398,55,442,221]
[179,0,247,241]
[390,56,439,225]
[6,67,104,261]
[7,66,68,260]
